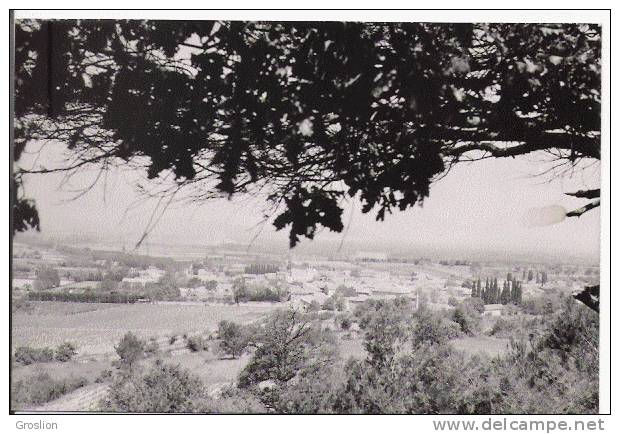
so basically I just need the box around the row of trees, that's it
[27,291,141,304]
[523,269,549,285]
[232,278,288,304]
[244,263,280,275]
[471,277,523,305]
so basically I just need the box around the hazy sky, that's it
[18,142,600,261]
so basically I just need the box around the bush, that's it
[412,309,461,347]
[489,318,512,337]
[451,306,478,335]
[95,369,113,384]
[14,346,54,365]
[101,360,209,412]
[340,317,352,330]
[462,297,485,314]
[54,342,78,362]
[11,373,88,407]
[521,295,558,316]
[322,294,345,311]
[186,335,209,352]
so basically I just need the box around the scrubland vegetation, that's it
[92,294,598,414]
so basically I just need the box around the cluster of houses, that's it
[119,267,166,290]
[14,241,562,318]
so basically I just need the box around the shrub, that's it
[14,346,54,365]
[451,306,477,335]
[95,369,113,384]
[462,297,485,314]
[54,342,78,362]
[322,294,346,311]
[412,309,461,347]
[186,335,209,352]
[11,373,88,407]
[489,318,512,337]
[101,360,209,412]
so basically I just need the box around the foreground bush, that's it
[101,360,208,412]
[100,360,266,413]
[14,346,54,365]
[11,373,88,407]
[236,298,599,414]
[95,297,597,414]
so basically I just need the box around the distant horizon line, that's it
[14,230,600,266]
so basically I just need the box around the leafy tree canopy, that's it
[14,20,601,245]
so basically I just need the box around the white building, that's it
[483,304,506,317]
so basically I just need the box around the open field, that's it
[12,301,279,412]
[12,301,278,355]
[157,351,252,387]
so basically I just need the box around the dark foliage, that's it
[114,332,145,370]
[27,291,141,303]
[217,320,249,359]
[14,346,54,365]
[11,373,88,407]
[186,335,209,352]
[13,21,601,244]
[101,360,208,413]
[54,342,78,362]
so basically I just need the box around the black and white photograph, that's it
[8,8,610,422]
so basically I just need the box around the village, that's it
[12,237,599,317]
